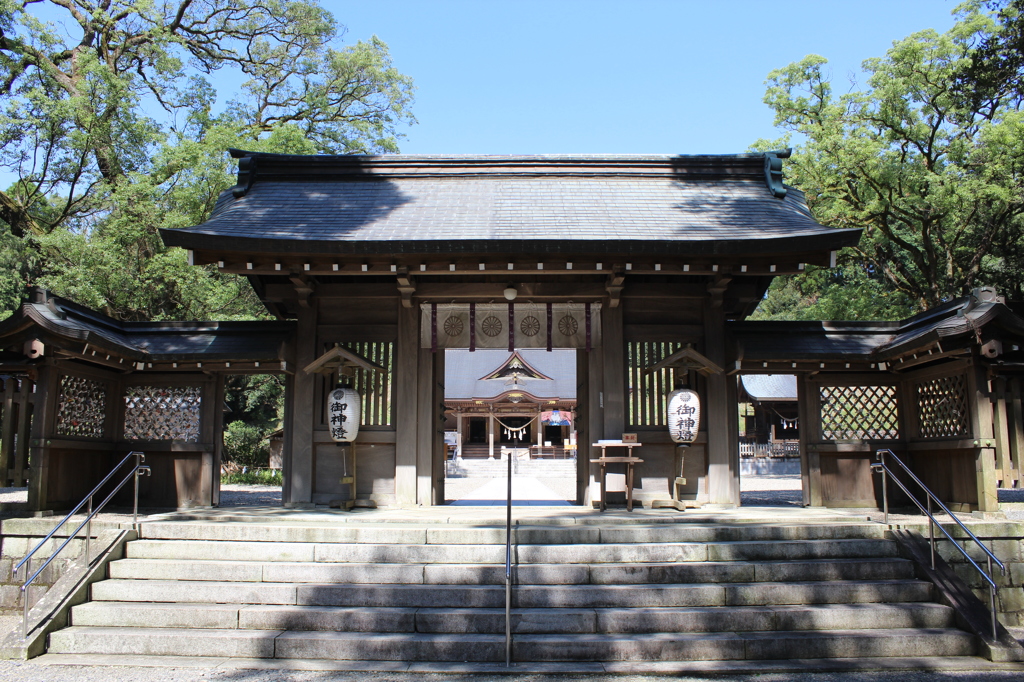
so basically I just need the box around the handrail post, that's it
[988,554,997,640]
[20,561,29,640]
[878,450,889,524]
[85,495,93,565]
[927,494,935,570]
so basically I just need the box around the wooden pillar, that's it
[704,301,738,506]
[0,378,13,484]
[197,376,217,508]
[12,380,31,488]
[576,351,589,504]
[210,373,226,507]
[394,304,419,506]
[456,411,463,458]
[285,305,318,507]
[602,305,625,440]
[416,347,432,505]
[968,360,999,512]
[798,374,822,506]
[1011,378,1024,483]
[281,371,295,505]
[488,413,495,460]
[537,407,544,448]
[432,351,445,504]
[27,362,59,511]
[584,341,604,507]
[993,376,1012,486]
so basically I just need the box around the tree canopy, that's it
[752,1,1024,320]
[0,0,415,321]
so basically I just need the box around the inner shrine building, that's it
[3,149,1023,514]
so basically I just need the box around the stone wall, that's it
[899,519,1024,626]
[0,517,121,617]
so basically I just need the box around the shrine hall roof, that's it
[445,349,576,401]
[161,151,861,257]
[740,374,798,401]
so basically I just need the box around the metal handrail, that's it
[12,451,151,639]
[872,448,1005,640]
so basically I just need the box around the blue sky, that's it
[327,0,960,154]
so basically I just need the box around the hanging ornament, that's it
[667,387,700,444]
[327,386,361,443]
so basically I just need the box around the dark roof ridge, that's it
[227,148,787,162]
[225,148,795,198]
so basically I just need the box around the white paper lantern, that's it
[327,387,361,442]
[667,388,700,444]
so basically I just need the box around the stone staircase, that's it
[43,515,982,668]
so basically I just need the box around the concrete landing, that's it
[138,504,874,527]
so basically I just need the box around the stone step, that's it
[91,578,934,609]
[123,538,897,564]
[134,521,888,544]
[511,628,978,662]
[47,626,976,661]
[70,602,956,634]
[105,557,914,585]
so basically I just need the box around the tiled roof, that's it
[740,374,798,401]
[0,289,293,362]
[731,293,1024,363]
[161,152,861,256]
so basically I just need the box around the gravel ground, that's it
[0,487,26,506]
[0,663,1023,681]
[219,484,282,507]
[4,480,1024,510]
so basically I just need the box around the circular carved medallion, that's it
[520,316,541,336]
[480,316,503,337]
[558,315,579,336]
[443,315,464,337]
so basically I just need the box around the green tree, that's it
[0,0,415,321]
[754,3,1024,319]
[749,261,916,321]
[958,0,1024,106]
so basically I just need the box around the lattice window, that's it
[123,386,202,442]
[340,341,394,427]
[628,341,685,427]
[916,375,970,438]
[819,385,900,440]
[55,375,107,438]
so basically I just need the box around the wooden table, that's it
[590,442,643,512]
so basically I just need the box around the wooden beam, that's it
[53,349,135,373]
[606,270,625,308]
[289,274,316,308]
[396,267,416,308]
[214,256,815,277]
[415,282,607,301]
